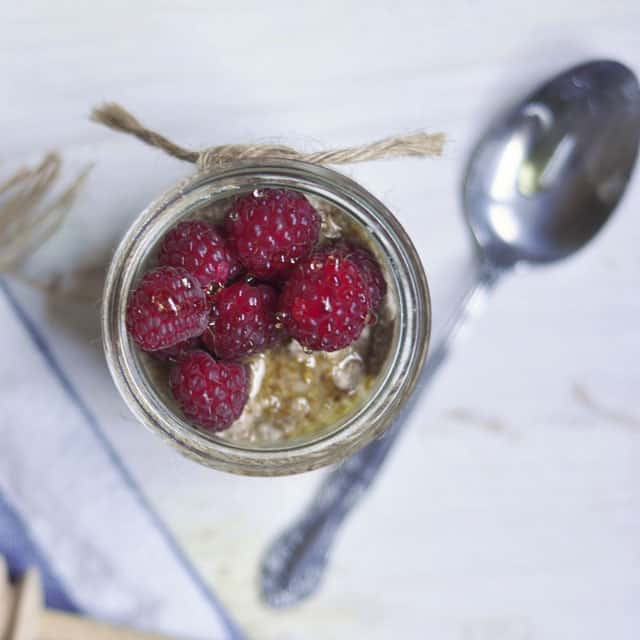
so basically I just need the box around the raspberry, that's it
[158,220,240,288]
[337,244,387,310]
[224,188,321,280]
[278,248,371,351]
[149,336,202,362]
[213,224,244,281]
[169,350,249,431]
[126,267,209,352]
[202,281,279,360]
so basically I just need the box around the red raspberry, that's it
[158,220,240,288]
[278,248,371,352]
[213,224,244,281]
[224,188,321,281]
[339,244,387,310]
[169,350,249,431]
[126,267,209,352]
[202,281,279,360]
[149,336,202,362]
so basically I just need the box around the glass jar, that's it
[102,159,430,476]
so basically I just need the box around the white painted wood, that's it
[1,2,639,639]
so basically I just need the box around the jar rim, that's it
[102,159,431,476]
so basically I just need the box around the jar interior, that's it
[129,184,401,452]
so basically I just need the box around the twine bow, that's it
[91,102,445,170]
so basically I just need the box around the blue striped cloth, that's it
[0,278,243,639]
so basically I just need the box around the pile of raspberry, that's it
[126,188,387,432]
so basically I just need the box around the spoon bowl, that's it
[464,60,640,267]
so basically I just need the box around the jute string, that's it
[0,153,91,273]
[91,102,445,169]
[0,105,442,297]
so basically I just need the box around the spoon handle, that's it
[260,260,502,608]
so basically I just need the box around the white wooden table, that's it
[2,2,639,638]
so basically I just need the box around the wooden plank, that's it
[39,611,173,640]
[7,568,42,640]
[0,556,11,640]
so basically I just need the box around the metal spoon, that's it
[260,59,640,607]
